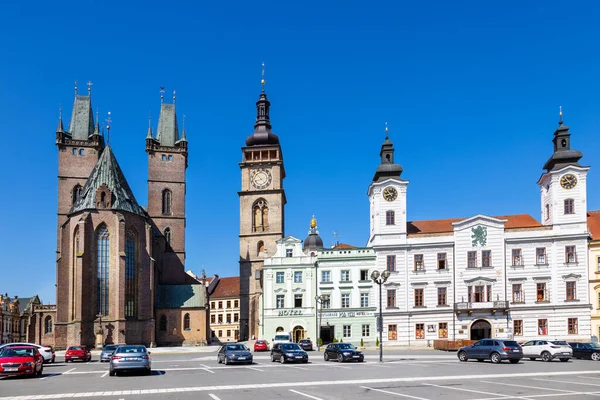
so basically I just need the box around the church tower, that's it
[368,125,408,246]
[538,109,589,229]
[239,82,286,341]
[146,90,188,274]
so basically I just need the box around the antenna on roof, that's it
[332,230,340,248]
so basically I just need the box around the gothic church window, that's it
[44,316,52,334]
[184,313,191,331]
[257,241,264,255]
[125,231,137,318]
[72,185,82,205]
[96,225,110,317]
[162,189,172,215]
[252,199,269,232]
[164,228,172,247]
[159,315,167,331]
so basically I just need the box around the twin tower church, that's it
[39,79,594,349]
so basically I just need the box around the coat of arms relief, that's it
[471,225,487,247]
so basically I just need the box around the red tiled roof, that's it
[332,243,357,249]
[588,210,600,241]
[211,277,240,298]
[407,214,542,235]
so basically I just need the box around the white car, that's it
[0,343,55,363]
[521,340,572,362]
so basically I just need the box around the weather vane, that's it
[87,80,93,95]
[559,105,563,125]
[261,62,265,92]
[385,121,389,139]
[105,111,112,144]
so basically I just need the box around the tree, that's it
[376,337,380,347]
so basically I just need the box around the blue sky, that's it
[1,1,600,304]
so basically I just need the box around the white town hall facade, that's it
[367,119,592,346]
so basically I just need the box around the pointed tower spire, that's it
[245,63,279,147]
[94,111,101,136]
[373,122,403,182]
[156,87,179,146]
[180,114,187,142]
[56,107,65,133]
[147,116,153,139]
[69,81,95,140]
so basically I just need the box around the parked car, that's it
[254,340,269,352]
[323,343,364,363]
[100,344,123,362]
[457,339,522,364]
[217,344,253,365]
[0,343,54,363]
[521,340,572,362]
[65,345,92,362]
[298,339,313,351]
[109,345,151,376]
[272,332,292,345]
[271,342,308,363]
[0,345,44,378]
[568,342,600,360]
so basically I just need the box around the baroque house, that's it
[368,118,592,345]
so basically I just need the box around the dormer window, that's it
[95,184,112,209]
[286,249,293,258]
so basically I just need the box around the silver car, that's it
[217,343,253,365]
[100,344,122,362]
[108,345,151,376]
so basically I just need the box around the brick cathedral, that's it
[39,86,209,349]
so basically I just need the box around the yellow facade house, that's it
[588,211,600,339]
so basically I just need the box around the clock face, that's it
[560,174,577,190]
[250,168,272,189]
[382,186,398,202]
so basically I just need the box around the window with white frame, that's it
[343,325,351,338]
[386,255,396,272]
[362,324,370,337]
[276,295,285,308]
[360,269,369,281]
[512,249,523,266]
[294,271,303,283]
[341,293,350,308]
[512,283,523,303]
[536,282,548,302]
[321,270,331,282]
[536,247,547,265]
[467,251,477,268]
[566,281,577,301]
[360,293,369,307]
[568,318,578,334]
[294,294,303,308]
[414,254,424,271]
[438,253,447,270]
[286,249,293,257]
[385,210,395,225]
[322,295,331,309]
[276,272,285,283]
[482,250,491,267]
[565,245,577,263]
[437,287,447,306]
[341,270,350,282]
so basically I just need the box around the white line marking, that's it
[101,372,108,378]
[4,370,600,399]
[513,392,600,399]
[202,368,215,374]
[288,389,324,400]
[422,383,524,399]
[360,386,431,400]
[286,365,309,370]
[246,366,264,372]
[208,395,221,400]
[480,380,575,393]
[63,368,76,374]
[533,378,600,387]
[199,364,211,369]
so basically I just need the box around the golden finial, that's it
[310,215,317,229]
[261,62,265,92]
[559,105,563,125]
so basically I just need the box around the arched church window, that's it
[159,315,167,331]
[252,199,269,233]
[125,231,137,318]
[72,227,79,320]
[72,185,83,205]
[257,241,265,256]
[162,189,172,215]
[164,228,172,247]
[96,225,110,317]
[44,316,53,334]
[184,313,191,331]
[561,139,567,148]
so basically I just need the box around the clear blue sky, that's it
[1,1,599,304]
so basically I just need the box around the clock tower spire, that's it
[239,74,286,341]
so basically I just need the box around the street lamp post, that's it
[371,269,390,363]
[315,295,329,351]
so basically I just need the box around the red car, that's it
[0,345,44,378]
[65,345,92,362]
[254,340,269,352]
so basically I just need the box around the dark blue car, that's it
[457,339,522,364]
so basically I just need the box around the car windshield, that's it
[300,340,310,343]
[116,346,147,354]
[551,341,568,346]
[274,335,289,341]
[338,344,355,350]
[503,341,519,347]
[256,340,265,344]
[589,343,600,348]
[226,345,248,351]
[282,343,301,351]
[68,346,83,351]
[103,345,118,351]
[0,348,34,357]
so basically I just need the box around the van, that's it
[272,332,292,345]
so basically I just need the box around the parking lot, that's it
[2,350,600,399]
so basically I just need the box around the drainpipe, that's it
[453,244,456,343]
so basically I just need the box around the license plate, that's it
[238,357,246,360]
[295,356,303,358]
[4,368,18,372]
[513,350,520,352]
[353,355,360,358]
[125,357,139,361]
[72,356,79,359]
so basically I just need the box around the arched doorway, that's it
[292,325,305,342]
[470,319,492,340]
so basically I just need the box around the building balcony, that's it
[454,301,509,316]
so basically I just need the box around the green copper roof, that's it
[156,285,206,308]
[68,146,146,217]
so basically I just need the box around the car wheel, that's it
[542,351,552,362]
[109,370,115,377]
[529,357,536,361]
[303,360,308,364]
[477,359,484,362]
[458,351,468,362]
[280,355,285,364]
[271,354,276,362]
[224,357,229,365]
[509,359,520,364]
[592,353,600,361]
[490,352,501,364]
[337,354,343,363]
[324,353,329,362]
[559,358,569,362]
[146,368,151,375]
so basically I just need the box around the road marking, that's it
[63,368,76,374]
[289,389,324,400]
[286,365,309,370]
[199,364,211,369]
[246,366,264,372]
[208,395,221,400]
[422,383,522,399]
[533,378,600,387]
[101,372,108,378]
[202,368,215,374]
[360,386,431,399]
[369,364,391,368]
[4,370,600,399]
[480,380,575,393]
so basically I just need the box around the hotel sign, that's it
[320,311,374,318]
[278,309,304,316]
